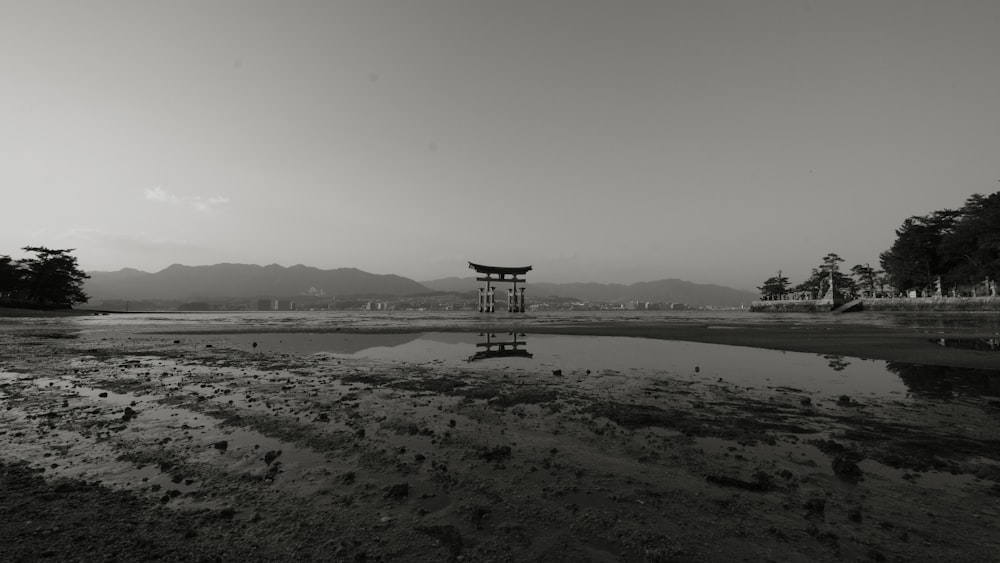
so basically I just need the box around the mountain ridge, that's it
[85,263,431,301]
[422,276,756,307]
[84,263,757,306]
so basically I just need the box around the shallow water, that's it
[52,308,1000,332]
[193,331,1000,402]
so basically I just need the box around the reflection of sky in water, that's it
[219,332,1000,401]
[61,309,1000,332]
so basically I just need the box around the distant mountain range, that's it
[85,263,429,301]
[420,277,756,307]
[84,263,757,307]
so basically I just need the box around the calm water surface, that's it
[8,310,999,401]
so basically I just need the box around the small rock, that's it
[214,440,228,451]
[800,397,812,406]
[552,369,562,376]
[804,498,826,517]
[264,450,281,465]
[448,419,456,428]
[384,483,409,500]
[832,456,863,481]
[837,395,851,406]
[98,392,108,398]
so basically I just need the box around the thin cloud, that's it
[144,187,230,212]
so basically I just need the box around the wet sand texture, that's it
[1,322,998,561]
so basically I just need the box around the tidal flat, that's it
[1,312,999,561]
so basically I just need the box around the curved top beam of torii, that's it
[468,262,533,276]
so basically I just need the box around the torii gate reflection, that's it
[468,262,532,313]
[466,333,533,362]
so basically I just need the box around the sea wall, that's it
[861,296,1000,312]
[750,299,835,313]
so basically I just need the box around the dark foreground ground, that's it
[1,318,999,561]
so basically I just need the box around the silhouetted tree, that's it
[795,253,856,300]
[879,210,959,292]
[850,263,881,297]
[757,270,790,298]
[0,255,25,301]
[938,192,1000,285]
[15,247,89,308]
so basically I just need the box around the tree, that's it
[879,210,958,292]
[16,247,90,308]
[757,270,790,299]
[0,255,25,301]
[796,253,856,300]
[938,192,1000,285]
[850,263,881,297]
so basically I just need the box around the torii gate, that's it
[469,262,532,313]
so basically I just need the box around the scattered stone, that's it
[848,508,863,522]
[341,471,356,485]
[384,483,409,500]
[448,419,456,428]
[415,524,463,559]
[479,445,512,463]
[98,392,108,398]
[315,413,330,422]
[214,440,228,451]
[837,395,851,406]
[552,369,562,376]
[800,397,812,406]
[252,341,258,348]
[121,407,137,422]
[705,471,774,492]
[263,450,281,465]
[804,498,825,517]
[832,456,863,482]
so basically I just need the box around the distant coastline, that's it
[751,296,1000,312]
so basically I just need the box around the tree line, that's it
[759,191,1000,300]
[0,247,90,309]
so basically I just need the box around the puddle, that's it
[202,332,1000,401]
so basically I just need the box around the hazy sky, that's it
[3,1,999,291]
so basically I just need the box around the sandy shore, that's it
[1,319,998,561]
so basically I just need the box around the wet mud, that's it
[1,325,999,561]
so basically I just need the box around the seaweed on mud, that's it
[415,524,463,560]
[338,372,398,386]
[488,389,558,409]
[588,402,689,431]
[212,411,353,453]
[390,377,467,394]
